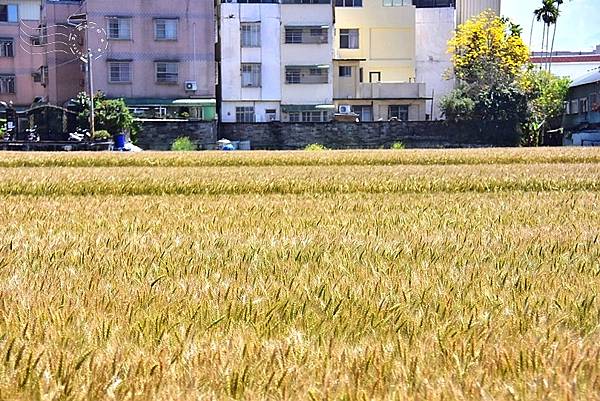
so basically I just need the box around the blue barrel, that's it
[114,134,126,149]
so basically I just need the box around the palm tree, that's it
[534,0,559,70]
[548,0,568,71]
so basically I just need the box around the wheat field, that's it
[0,149,599,400]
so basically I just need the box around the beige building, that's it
[333,0,428,121]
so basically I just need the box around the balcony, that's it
[336,82,427,100]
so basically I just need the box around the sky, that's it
[501,0,600,52]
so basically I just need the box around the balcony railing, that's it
[336,82,427,100]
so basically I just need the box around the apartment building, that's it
[334,0,429,121]
[3,0,217,121]
[218,0,334,123]
[83,0,216,120]
[0,0,46,109]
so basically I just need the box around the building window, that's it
[340,29,359,49]
[107,17,132,40]
[285,26,328,44]
[335,0,363,6]
[241,23,260,47]
[352,105,372,122]
[155,19,178,41]
[285,66,329,84]
[241,63,261,87]
[413,0,455,7]
[0,75,15,94]
[236,107,255,123]
[580,98,589,114]
[0,38,13,57]
[389,105,409,121]
[383,0,412,5]
[108,61,132,83]
[339,66,352,77]
[155,62,179,84]
[0,5,18,23]
[570,99,579,115]
[288,111,328,122]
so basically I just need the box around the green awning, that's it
[122,98,216,107]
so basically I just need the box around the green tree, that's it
[519,68,570,145]
[70,91,139,141]
[441,12,530,140]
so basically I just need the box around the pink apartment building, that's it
[0,0,46,109]
[2,0,216,120]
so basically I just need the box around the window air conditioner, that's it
[185,81,198,91]
[339,105,352,114]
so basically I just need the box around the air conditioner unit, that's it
[184,81,198,92]
[339,105,352,114]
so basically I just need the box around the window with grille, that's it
[383,0,412,5]
[236,107,255,123]
[285,27,328,44]
[241,63,261,87]
[155,19,178,41]
[109,62,132,83]
[0,38,13,57]
[241,23,260,47]
[288,111,328,122]
[285,66,329,84]
[107,17,132,40]
[334,0,362,6]
[155,62,179,84]
[0,75,15,94]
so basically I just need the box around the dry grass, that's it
[0,149,599,400]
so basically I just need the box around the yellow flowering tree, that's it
[449,11,530,84]
[441,12,532,145]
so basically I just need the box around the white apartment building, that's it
[219,0,334,123]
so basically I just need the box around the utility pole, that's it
[87,48,95,140]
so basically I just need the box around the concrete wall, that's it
[415,7,455,120]
[136,120,217,150]
[219,121,519,149]
[85,0,215,100]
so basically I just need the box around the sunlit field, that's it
[0,149,599,400]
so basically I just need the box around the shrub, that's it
[92,130,112,141]
[391,142,405,150]
[304,143,328,151]
[171,136,197,151]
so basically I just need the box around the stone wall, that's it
[219,121,519,150]
[136,120,520,150]
[136,120,217,150]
